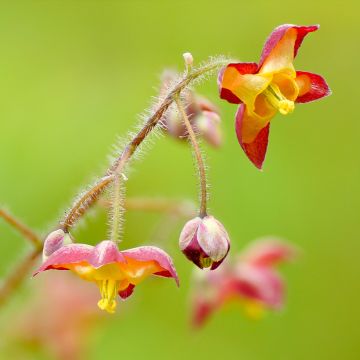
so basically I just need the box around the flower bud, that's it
[183,52,194,67]
[42,229,73,261]
[195,110,222,148]
[179,215,230,270]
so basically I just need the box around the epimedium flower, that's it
[191,238,297,327]
[34,238,179,314]
[161,70,222,147]
[11,272,103,360]
[218,24,331,169]
[179,215,230,270]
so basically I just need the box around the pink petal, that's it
[241,239,298,266]
[121,246,179,286]
[258,24,319,68]
[295,71,331,103]
[235,104,270,169]
[218,62,258,104]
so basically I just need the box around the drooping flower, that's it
[218,24,331,169]
[179,215,230,270]
[191,238,297,327]
[34,240,179,314]
[161,70,222,147]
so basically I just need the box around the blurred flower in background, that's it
[191,238,297,327]
[160,70,222,147]
[7,272,104,360]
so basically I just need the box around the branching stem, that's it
[61,58,229,230]
[0,208,42,248]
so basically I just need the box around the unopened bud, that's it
[179,215,230,270]
[43,229,73,261]
[195,111,222,148]
[183,52,194,67]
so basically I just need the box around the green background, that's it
[0,0,359,359]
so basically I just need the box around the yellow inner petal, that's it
[54,258,164,313]
[259,28,297,76]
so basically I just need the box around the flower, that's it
[34,240,179,314]
[179,215,230,270]
[161,70,222,147]
[191,238,297,327]
[10,272,103,360]
[218,24,331,169]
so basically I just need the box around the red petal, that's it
[235,105,270,169]
[295,71,331,103]
[259,24,319,68]
[119,284,135,300]
[218,63,258,104]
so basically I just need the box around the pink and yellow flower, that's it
[219,24,331,169]
[191,238,297,327]
[34,239,178,314]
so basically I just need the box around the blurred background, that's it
[0,0,359,359]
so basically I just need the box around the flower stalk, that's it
[110,173,125,243]
[174,95,208,218]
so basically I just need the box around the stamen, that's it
[263,84,294,115]
[97,279,119,313]
[200,256,212,268]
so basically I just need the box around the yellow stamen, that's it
[200,256,212,268]
[263,84,294,115]
[97,279,119,314]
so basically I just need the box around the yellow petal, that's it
[241,95,276,144]
[259,28,297,77]
[222,66,271,111]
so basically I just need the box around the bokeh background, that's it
[0,0,359,359]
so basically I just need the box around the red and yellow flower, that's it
[218,24,331,169]
[34,238,178,314]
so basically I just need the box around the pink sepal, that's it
[241,239,298,266]
[122,246,179,286]
[233,264,284,309]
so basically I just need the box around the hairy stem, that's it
[0,208,42,248]
[174,95,208,218]
[110,174,124,243]
[61,58,229,230]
